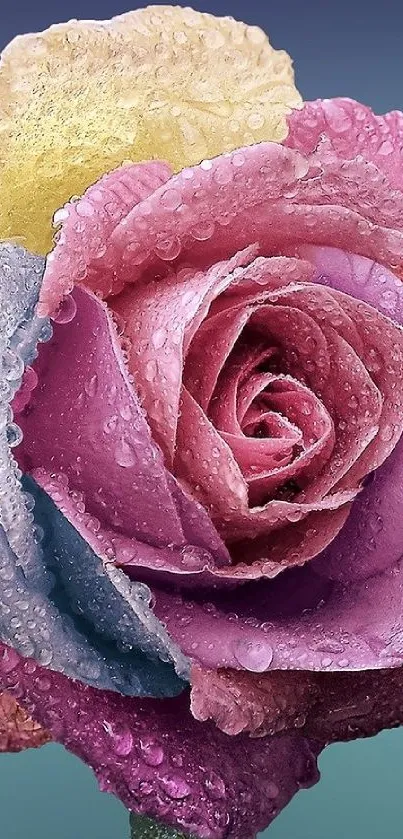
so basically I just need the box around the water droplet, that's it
[7,423,23,448]
[160,189,182,211]
[103,415,118,434]
[112,729,134,756]
[0,647,19,674]
[159,775,191,799]
[38,648,53,666]
[76,200,95,218]
[204,772,226,799]
[145,359,158,382]
[266,782,279,799]
[38,321,53,343]
[154,237,182,261]
[119,404,132,422]
[180,546,208,570]
[152,328,167,349]
[190,220,215,241]
[380,424,394,443]
[52,295,77,324]
[53,207,69,225]
[232,152,246,167]
[2,349,24,382]
[84,374,98,397]
[233,638,273,672]
[115,438,137,468]
[140,737,164,766]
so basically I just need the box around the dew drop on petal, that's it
[140,737,164,766]
[233,639,273,672]
[115,438,137,468]
[159,775,191,799]
[52,294,77,324]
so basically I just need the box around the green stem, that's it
[129,812,194,839]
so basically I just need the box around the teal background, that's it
[1,0,403,837]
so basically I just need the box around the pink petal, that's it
[17,286,231,583]
[213,371,334,501]
[111,247,256,462]
[39,135,403,318]
[286,98,403,190]
[153,546,403,672]
[297,244,403,322]
[175,387,355,569]
[38,161,173,316]
[184,306,252,414]
[101,142,403,283]
[210,256,315,315]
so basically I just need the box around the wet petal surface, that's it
[0,643,320,839]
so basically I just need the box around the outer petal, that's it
[0,244,50,589]
[0,6,301,255]
[190,664,403,745]
[297,246,403,583]
[38,134,403,313]
[41,161,174,307]
[19,287,185,548]
[286,98,403,189]
[152,556,403,672]
[0,512,184,697]
[0,643,321,839]
[0,692,50,752]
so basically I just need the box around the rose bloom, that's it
[1,7,403,839]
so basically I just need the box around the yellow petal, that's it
[0,5,301,255]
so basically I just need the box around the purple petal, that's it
[0,642,321,839]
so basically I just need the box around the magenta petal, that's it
[18,287,231,582]
[19,287,184,547]
[297,245,403,322]
[297,245,403,584]
[0,643,321,839]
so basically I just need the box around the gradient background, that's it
[0,1,402,837]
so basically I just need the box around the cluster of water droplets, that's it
[0,245,52,589]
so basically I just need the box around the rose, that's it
[1,7,403,839]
